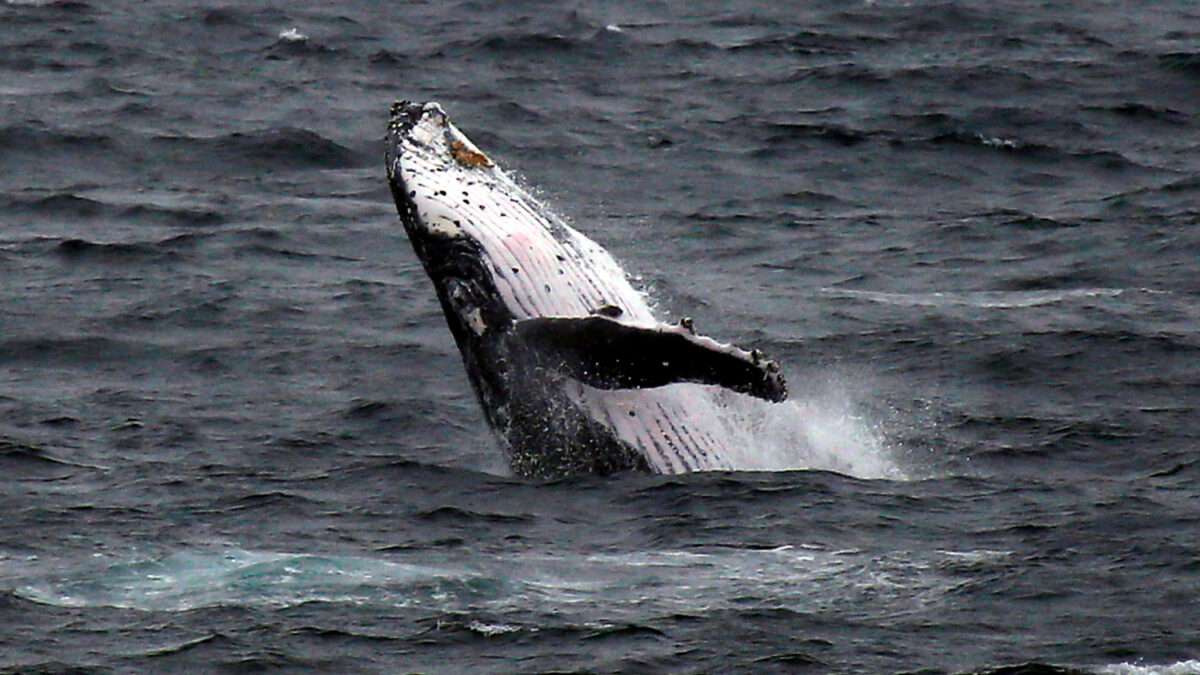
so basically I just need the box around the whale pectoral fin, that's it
[512,316,788,402]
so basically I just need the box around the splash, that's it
[277,27,308,42]
[1100,663,1200,675]
[715,375,905,480]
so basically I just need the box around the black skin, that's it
[513,316,787,403]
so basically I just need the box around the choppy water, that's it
[3,0,1200,673]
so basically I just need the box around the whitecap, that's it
[278,27,308,42]
[1099,662,1200,675]
[822,287,1126,310]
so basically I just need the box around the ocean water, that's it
[2,0,1199,672]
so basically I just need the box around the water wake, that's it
[16,544,978,618]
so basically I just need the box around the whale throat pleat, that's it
[407,164,653,323]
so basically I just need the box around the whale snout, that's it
[389,100,445,134]
[386,100,451,181]
[386,100,449,156]
[387,100,494,177]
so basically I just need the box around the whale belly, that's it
[565,382,747,473]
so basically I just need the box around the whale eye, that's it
[446,278,474,310]
[445,278,490,337]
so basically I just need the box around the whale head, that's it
[385,100,656,343]
[385,101,516,345]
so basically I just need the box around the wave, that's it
[995,269,1126,293]
[0,124,365,176]
[1158,51,1200,76]
[443,28,630,64]
[15,544,979,617]
[1101,661,1200,675]
[263,29,346,59]
[0,439,98,479]
[478,32,576,53]
[730,30,893,56]
[713,113,878,154]
[414,505,534,525]
[914,130,1146,171]
[789,60,892,85]
[38,233,202,264]
[367,48,407,68]
[720,111,1148,172]
[822,288,1127,310]
[1084,102,1190,125]
[151,127,366,170]
[2,192,224,227]
[0,335,160,364]
[209,490,323,513]
[955,664,1092,675]
[55,236,174,260]
[197,5,289,28]
[607,21,892,56]
[757,121,874,148]
[438,9,630,60]
[0,122,114,152]
[1102,175,1200,213]
[781,189,848,209]
[2,0,91,11]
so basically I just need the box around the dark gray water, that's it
[3,0,1199,672]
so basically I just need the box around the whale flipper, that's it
[512,316,788,403]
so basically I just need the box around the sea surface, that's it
[2,0,1199,673]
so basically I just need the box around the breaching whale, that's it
[385,100,789,478]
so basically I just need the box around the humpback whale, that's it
[385,100,789,478]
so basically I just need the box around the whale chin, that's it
[385,100,788,478]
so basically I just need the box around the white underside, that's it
[402,147,655,325]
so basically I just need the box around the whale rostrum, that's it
[385,100,788,478]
